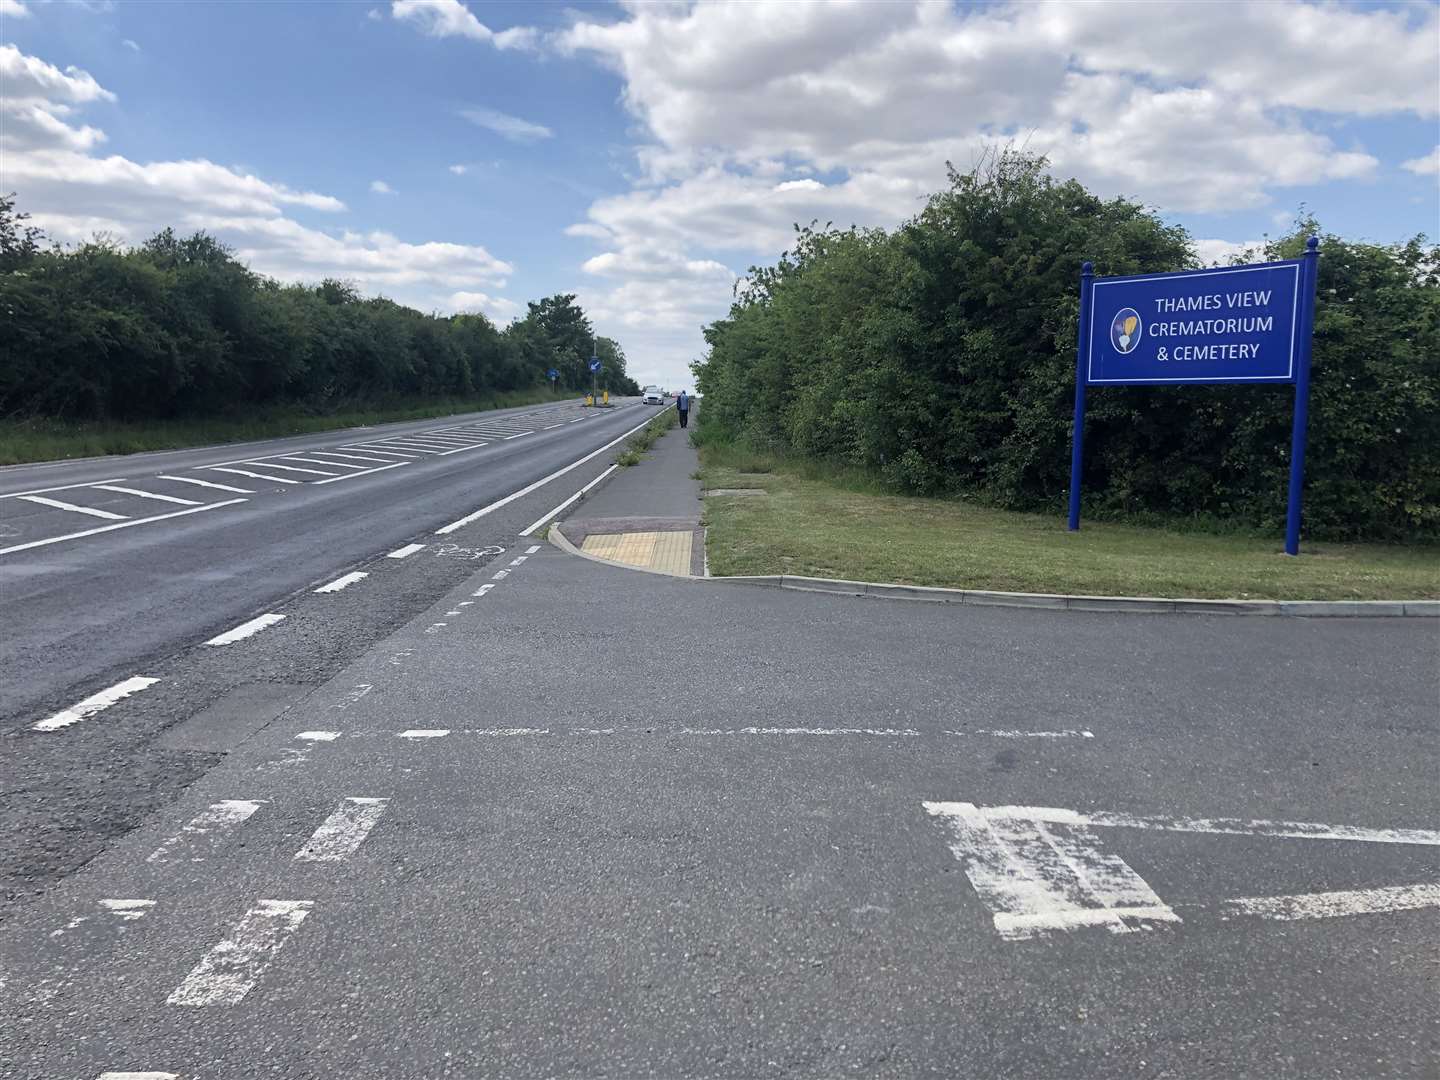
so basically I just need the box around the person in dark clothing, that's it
[676,389,689,428]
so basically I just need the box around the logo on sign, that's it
[1110,308,1142,355]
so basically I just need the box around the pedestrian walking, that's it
[676,389,690,428]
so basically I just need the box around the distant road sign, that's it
[588,358,601,373]
[547,368,559,380]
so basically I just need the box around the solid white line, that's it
[0,478,128,500]
[205,613,285,646]
[97,1072,178,1079]
[93,485,203,506]
[680,727,921,736]
[945,729,1095,739]
[147,799,264,863]
[387,543,425,558]
[1225,882,1440,922]
[437,442,489,456]
[314,571,368,593]
[167,899,312,1006]
[544,424,563,429]
[519,493,579,536]
[303,450,397,464]
[18,494,127,519]
[296,730,340,741]
[503,431,534,440]
[969,805,1440,847]
[399,728,450,738]
[239,461,339,477]
[33,676,160,731]
[280,456,369,469]
[310,462,408,484]
[206,466,299,483]
[0,499,248,557]
[157,474,253,493]
[293,797,388,862]
[436,414,659,535]
[525,545,542,554]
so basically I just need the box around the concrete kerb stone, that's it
[547,529,1437,618]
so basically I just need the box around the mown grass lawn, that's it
[0,388,579,466]
[698,444,1439,601]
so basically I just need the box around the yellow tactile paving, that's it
[581,530,693,575]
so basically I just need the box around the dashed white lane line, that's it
[313,571,368,594]
[147,800,264,863]
[294,797,389,862]
[167,899,312,1007]
[945,729,1094,739]
[33,676,160,732]
[679,726,922,737]
[0,499,249,558]
[97,1072,178,1079]
[507,555,528,567]
[387,543,426,559]
[206,466,299,484]
[92,485,203,506]
[435,411,661,535]
[525,545,542,554]
[398,729,450,738]
[205,613,285,646]
[18,494,128,520]
[157,474,253,494]
[471,583,496,596]
[1225,882,1440,922]
[295,730,340,741]
[311,461,408,484]
[0,478,128,499]
[491,569,510,580]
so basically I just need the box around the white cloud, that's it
[1,0,31,17]
[1192,238,1267,267]
[460,106,552,144]
[446,289,521,321]
[448,163,467,175]
[369,179,396,194]
[390,0,535,50]
[4,44,512,313]
[367,8,382,21]
[122,39,141,53]
[1401,146,1440,177]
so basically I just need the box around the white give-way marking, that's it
[293,797,389,862]
[205,613,285,646]
[33,675,160,732]
[167,899,312,1007]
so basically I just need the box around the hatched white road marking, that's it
[92,485,202,506]
[364,441,443,453]
[205,613,285,646]
[303,450,397,464]
[398,728,450,738]
[295,730,340,741]
[157,474,252,493]
[147,800,264,863]
[387,543,425,558]
[294,798,389,862]
[206,466,299,484]
[924,801,1180,941]
[1224,882,1440,922]
[18,494,127,520]
[339,445,423,457]
[0,478,128,499]
[167,899,312,1006]
[0,499,248,557]
[314,571,368,593]
[239,461,339,477]
[311,462,407,483]
[280,456,368,469]
[33,676,160,732]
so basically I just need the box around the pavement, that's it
[2,418,1438,1078]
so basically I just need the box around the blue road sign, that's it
[1069,240,1320,554]
[547,368,559,380]
[1086,261,1303,385]
[588,357,601,373]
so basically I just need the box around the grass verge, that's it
[698,440,1439,601]
[0,388,579,466]
[616,408,679,466]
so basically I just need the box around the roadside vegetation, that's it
[693,151,1438,544]
[0,194,639,463]
[616,408,679,466]
[697,438,1439,600]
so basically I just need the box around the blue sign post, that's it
[1069,237,1319,554]
[588,357,601,373]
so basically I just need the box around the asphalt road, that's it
[1,518,1436,1077]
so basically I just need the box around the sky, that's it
[2,0,1437,392]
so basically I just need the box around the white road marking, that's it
[147,800,264,863]
[472,727,549,736]
[490,569,509,579]
[519,463,619,536]
[945,729,1095,739]
[356,441,442,453]
[525,545,542,554]
[97,1072,178,1079]
[18,494,127,520]
[445,609,463,616]
[387,543,425,558]
[157,474,253,493]
[206,466,299,484]
[0,499,248,557]
[680,727,921,736]
[1224,882,1440,922]
[503,431,534,439]
[295,730,340,741]
[924,801,1180,941]
[51,899,156,938]
[381,435,460,448]
[339,445,424,457]
[0,478,128,499]
[239,461,339,477]
[331,684,372,710]
[471,583,496,596]
[33,676,161,731]
[311,461,408,484]
[398,729,450,738]
[973,805,1440,847]
[92,485,202,506]
[294,797,389,862]
[281,456,369,469]
[437,442,489,455]
[403,432,475,444]
[313,571,368,593]
[507,555,528,567]
[544,423,563,429]
[204,613,285,646]
[302,450,397,464]
[167,899,312,1006]
[436,413,661,534]
[458,600,474,606]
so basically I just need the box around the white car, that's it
[642,385,664,404]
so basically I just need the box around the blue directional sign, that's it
[547,368,559,380]
[1086,261,1303,385]
[588,357,601,373]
